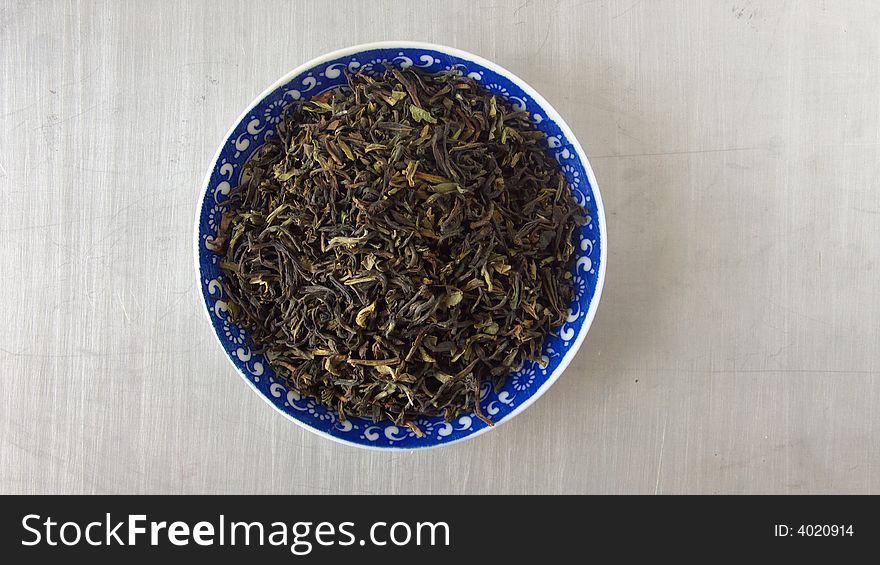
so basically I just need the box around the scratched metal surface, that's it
[1,0,879,494]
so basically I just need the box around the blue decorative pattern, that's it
[196,46,603,448]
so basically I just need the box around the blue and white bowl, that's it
[194,42,606,449]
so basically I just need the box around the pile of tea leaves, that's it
[210,63,587,434]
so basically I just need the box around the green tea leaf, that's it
[430,182,463,194]
[419,347,436,363]
[304,100,334,113]
[336,137,356,161]
[274,169,298,181]
[439,288,464,308]
[409,104,437,124]
[382,90,408,106]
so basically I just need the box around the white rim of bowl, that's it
[192,41,607,450]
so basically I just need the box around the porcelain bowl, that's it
[194,41,606,449]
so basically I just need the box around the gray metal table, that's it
[2,0,879,494]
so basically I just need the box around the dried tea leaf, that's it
[348,357,401,366]
[327,235,366,248]
[374,364,397,378]
[409,104,437,124]
[214,62,585,431]
[345,275,378,285]
[336,137,356,161]
[419,347,436,363]
[439,288,464,308]
[304,100,334,113]
[430,182,464,194]
[355,302,376,327]
[381,90,408,106]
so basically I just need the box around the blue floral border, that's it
[196,47,602,448]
